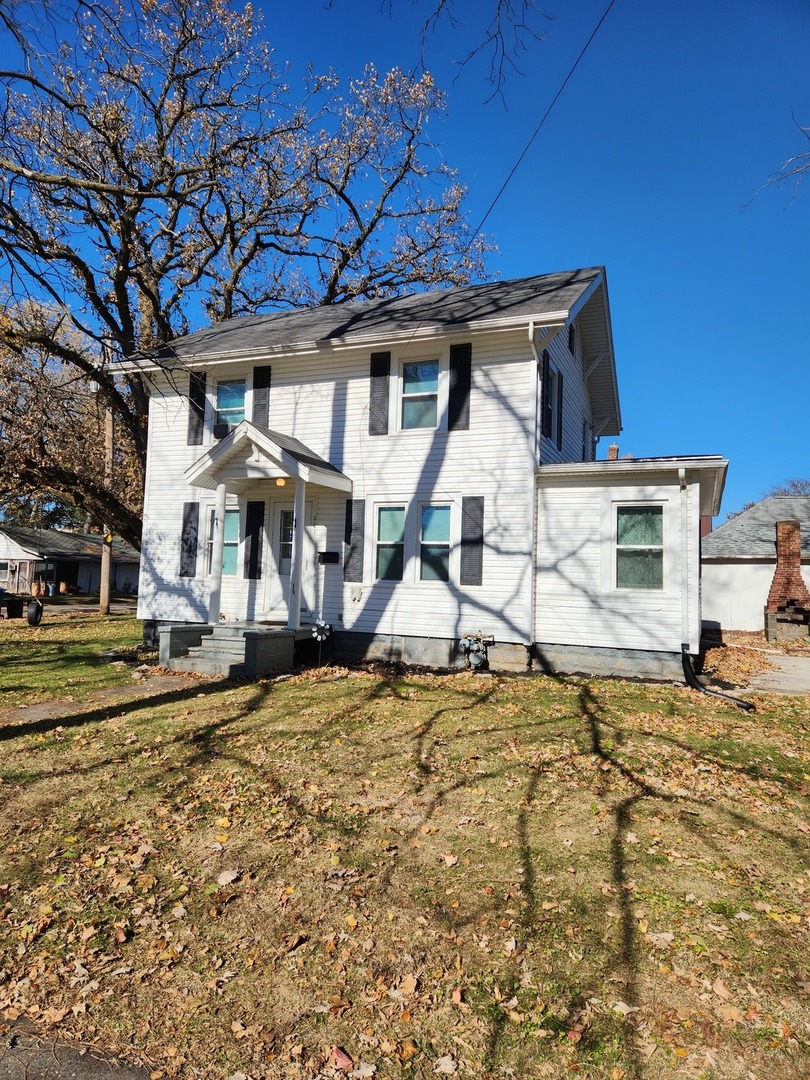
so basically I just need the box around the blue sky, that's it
[266,0,809,518]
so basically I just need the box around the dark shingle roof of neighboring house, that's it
[0,525,139,562]
[702,497,810,559]
[127,267,606,364]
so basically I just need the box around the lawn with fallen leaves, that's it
[0,617,808,1079]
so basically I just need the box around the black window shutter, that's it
[540,351,552,439]
[460,496,484,586]
[568,323,576,356]
[448,342,472,431]
[243,501,265,580]
[252,366,271,428]
[344,499,365,582]
[368,352,390,436]
[187,373,206,446]
[180,502,200,577]
[556,371,564,451]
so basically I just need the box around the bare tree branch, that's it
[0,0,488,543]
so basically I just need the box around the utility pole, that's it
[98,342,114,616]
[99,404,114,615]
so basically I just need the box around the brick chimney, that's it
[766,520,810,613]
[607,444,619,461]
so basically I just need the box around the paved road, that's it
[0,1020,148,1078]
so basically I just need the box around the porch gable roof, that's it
[184,422,352,495]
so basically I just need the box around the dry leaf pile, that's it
[700,643,773,688]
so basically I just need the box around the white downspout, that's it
[679,468,690,652]
[208,481,227,624]
[286,478,306,630]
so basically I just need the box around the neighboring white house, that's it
[702,497,810,632]
[122,267,727,679]
[0,525,140,596]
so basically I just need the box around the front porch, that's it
[159,622,317,677]
[185,421,352,632]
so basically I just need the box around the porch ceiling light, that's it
[275,477,286,487]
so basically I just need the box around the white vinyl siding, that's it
[137,325,594,643]
[535,475,702,653]
[538,331,594,465]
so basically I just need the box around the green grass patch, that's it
[0,613,146,707]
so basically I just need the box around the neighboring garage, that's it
[701,496,810,632]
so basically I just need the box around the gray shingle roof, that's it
[0,525,139,562]
[264,428,344,474]
[702,497,810,559]
[129,267,604,364]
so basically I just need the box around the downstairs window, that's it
[616,506,663,590]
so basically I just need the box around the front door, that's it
[265,501,316,619]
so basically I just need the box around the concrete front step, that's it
[170,655,247,677]
[161,622,310,677]
[193,641,249,658]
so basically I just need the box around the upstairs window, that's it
[215,380,245,432]
[376,506,405,580]
[420,505,451,581]
[402,361,438,429]
[539,350,563,451]
[616,506,663,590]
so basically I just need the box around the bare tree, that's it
[0,0,487,546]
[416,0,553,98]
[765,478,810,498]
[0,304,144,543]
[749,114,810,206]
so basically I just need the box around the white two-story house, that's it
[123,267,727,679]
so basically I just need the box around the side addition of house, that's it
[123,267,727,680]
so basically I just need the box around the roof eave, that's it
[537,456,729,515]
[120,308,579,374]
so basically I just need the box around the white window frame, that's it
[374,504,406,582]
[596,492,678,596]
[614,503,665,592]
[0,561,8,581]
[214,378,246,431]
[206,506,241,577]
[366,497,461,585]
[394,355,447,434]
[419,503,452,582]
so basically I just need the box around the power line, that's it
[470,0,618,243]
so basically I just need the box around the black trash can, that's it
[6,596,25,619]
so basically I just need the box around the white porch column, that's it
[286,478,306,630]
[208,482,227,624]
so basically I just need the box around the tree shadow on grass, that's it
[0,663,805,1077]
[0,678,229,742]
